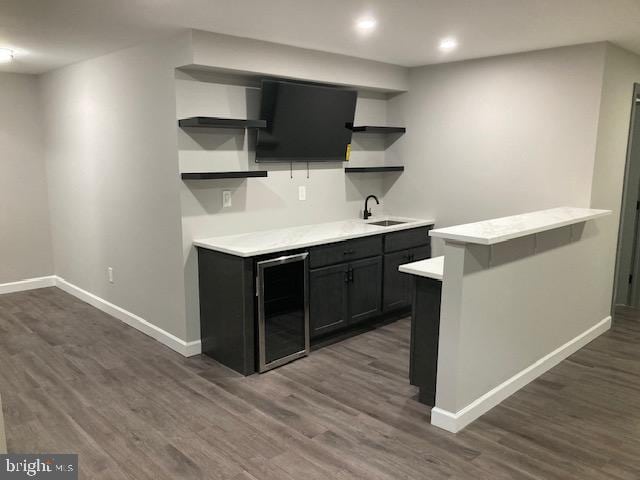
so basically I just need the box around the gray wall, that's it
[437,222,610,418]
[40,35,192,339]
[40,31,408,344]
[28,31,640,350]
[189,30,408,92]
[591,44,640,310]
[0,72,53,284]
[176,69,394,341]
[614,99,640,305]
[383,43,609,255]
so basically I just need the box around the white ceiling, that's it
[3,0,640,75]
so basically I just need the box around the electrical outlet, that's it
[222,190,232,208]
[108,267,114,284]
[298,186,306,201]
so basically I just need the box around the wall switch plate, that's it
[298,186,306,201]
[222,190,232,208]
[108,267,114,284]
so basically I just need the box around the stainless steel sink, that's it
[368,220,408,227]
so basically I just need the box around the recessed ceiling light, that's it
[0,48,14,63]
[356,17,377,32]
[439,38,458,52]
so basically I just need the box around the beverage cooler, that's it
[256,252,310,372]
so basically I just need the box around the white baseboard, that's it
[0,275,202,357]
[431,316,612,433]
[0,275,56,295]
[53,276,201,357]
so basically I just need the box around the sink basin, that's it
[368,220,408,227]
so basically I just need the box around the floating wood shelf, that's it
[344,166,405,173]
[178,117,267,129]
[181,171,268,180]
[347,125,406,134]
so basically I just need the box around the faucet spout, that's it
[363,195,380,220]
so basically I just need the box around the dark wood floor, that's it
[1,288,639,479]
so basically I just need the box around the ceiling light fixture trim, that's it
[0,48,15,63]
[439,37,458,52]
[355,17,378,32]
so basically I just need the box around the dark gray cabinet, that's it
[309,256,382,338]
[409,276,442,406]
[309,236,382,268]
[384,227,432,253]
[197,248,255,376]
[348,256,383,323]
[383,245,430,311]
[307,229,431,340]
[309,263,349,337]
[197,224,434,375]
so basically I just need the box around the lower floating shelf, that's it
[178,117,266,129]
[181,171,268,180]
[344,166,404,173]
[348,125,406,134]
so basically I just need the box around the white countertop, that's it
[399,256,444,281]
[194,216,436,257]
[429,207,611,245]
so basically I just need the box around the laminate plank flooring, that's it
[1,287,639,479]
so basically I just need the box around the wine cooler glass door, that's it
[257,252,310,372]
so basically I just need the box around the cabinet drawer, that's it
[383,245,431,312]
[384,226,432,253]
[309,236,382,269]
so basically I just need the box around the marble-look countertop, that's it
[429,207,611,245]
[194,216,436,257]
[399,256,444,281]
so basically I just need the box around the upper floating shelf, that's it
[178,117,267,129]
[344,166,404,173]
[347,125,406,134]
[182,171,268,180]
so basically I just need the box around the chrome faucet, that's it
[363,195,379,220]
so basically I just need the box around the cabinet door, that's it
[349,256,383,324]
[383,245,431,311]
[383,250,413,311]
[309,263,349,338]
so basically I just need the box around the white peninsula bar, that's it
[400,207,612,433]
